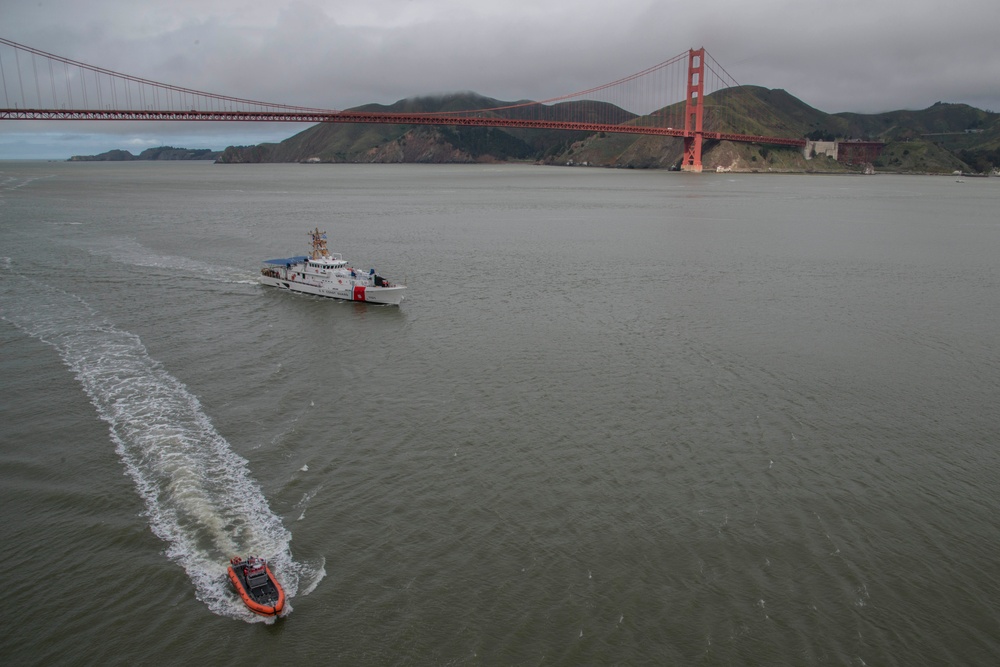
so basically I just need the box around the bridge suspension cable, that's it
[0,36,333,114]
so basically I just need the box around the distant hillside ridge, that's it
[217,92,619,165]
[69,146,222,161]
[216,88,999,174]
[63,91,993,173]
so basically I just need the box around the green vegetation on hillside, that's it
[214,90,999,174]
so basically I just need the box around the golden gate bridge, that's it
[0,36,806,172]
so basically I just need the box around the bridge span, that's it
[1,37,807,171]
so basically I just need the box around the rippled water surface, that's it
[2,162,999,665]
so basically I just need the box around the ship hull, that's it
[260,274,406,305]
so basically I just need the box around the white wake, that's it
[1,262,318,622]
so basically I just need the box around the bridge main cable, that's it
[0,36,334,113]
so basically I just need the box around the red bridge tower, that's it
[681,48,705,172]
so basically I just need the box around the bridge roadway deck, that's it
[1,108,807,148]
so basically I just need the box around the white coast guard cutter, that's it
[260,228,406,305]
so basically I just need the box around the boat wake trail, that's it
[84,236,257,284]
[0,264,318,622]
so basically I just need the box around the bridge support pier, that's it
[681,137,703,172]
[680,47,705,173]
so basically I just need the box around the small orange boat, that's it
[227,555,285,616]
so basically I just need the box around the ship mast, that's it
[309,227,330,259]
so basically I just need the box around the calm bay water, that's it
[1,161,998,665]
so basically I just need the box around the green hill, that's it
[217,90,1000,174]
[218,92,628,165]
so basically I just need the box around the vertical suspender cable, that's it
[14,47,26,107]
[79,65,88,108]
[0,48,8,107]
[48,59,56,108]
[64,62,72,108]
[32,52,42,106]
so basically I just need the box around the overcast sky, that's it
[3,0,998,159]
